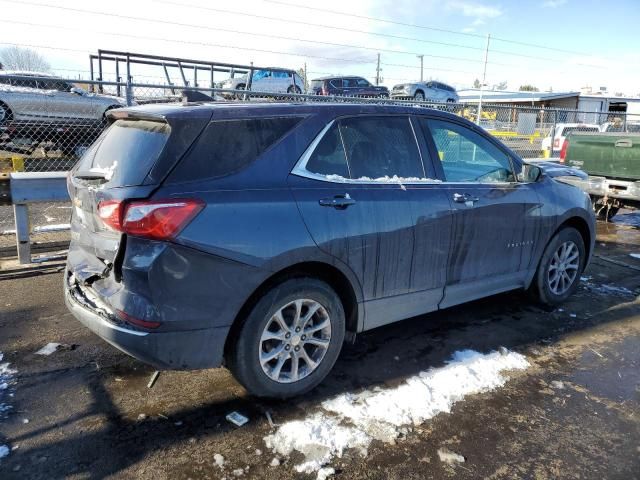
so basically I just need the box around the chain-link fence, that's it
[2,73,639,257]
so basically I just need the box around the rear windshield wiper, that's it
[74,170,109,181]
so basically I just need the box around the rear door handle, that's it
[319,194,356,209]
[453,193,479,205]
[615,138,633,148]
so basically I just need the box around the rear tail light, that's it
[321,83,329,96]
[559,138,569,163]
[116,309,161,329]
[553,138,560,149]
[97,198,204,240]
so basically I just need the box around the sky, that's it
[1,0,639,94]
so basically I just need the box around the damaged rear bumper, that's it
[64,273,229,370]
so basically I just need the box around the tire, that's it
[0,103,13,124]
[228,278,345,398]
[531,227,586,306]
[414,91,425,101]
[287,86,301,94]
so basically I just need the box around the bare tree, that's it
[0,46,50,72]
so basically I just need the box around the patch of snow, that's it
[550,380,565,389]
[323,174,441,184]
[35,343,62,356]
[0,444,9,460]
[88,161,118,181]
[583,282,634,297]
[630,253,640,260]
[214,453,225,468]
[317,466,335,480]
[254,448,262,456]
[264,349,529,473]
[0,353,17,419]
[269,457,280,467]
[232,468,244,477]
[437,447,465,464]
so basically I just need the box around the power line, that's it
[264,0,595,56]
[157,0,604,67]
[0,2,498,67]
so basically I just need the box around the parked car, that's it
[65,102,595,398]
[561,131,640,220]
[310,76,389,97]
[0,71,128,124]
[600,120,640,133]
[219,68,304,97]
[390,81,459,102]
[541,123,600,157]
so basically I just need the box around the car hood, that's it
[526,160,588,180]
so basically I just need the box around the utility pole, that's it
[375,53,381,86]
[304,62,308,91]
[476,33,491,126]
[417,54,424,82]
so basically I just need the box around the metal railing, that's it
[1,73,639,259]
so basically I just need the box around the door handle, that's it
[319,194,356,209]
[453,193,479,204]
[615,138,632,148]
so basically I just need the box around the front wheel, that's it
[228,278,345,398]
[531,227,585,306]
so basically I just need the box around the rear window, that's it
[76,119,170,186]
[562,126,599,136]
[169,117,302,182]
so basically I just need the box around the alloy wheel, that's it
[547,241,580,295]
[259,299,332,383]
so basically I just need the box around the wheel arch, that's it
[558,215,592,261]
[223,261,361,360]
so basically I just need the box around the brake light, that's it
[553,138,560,149]
[321,82,329,96]
[560,138,569,163]
[98,199,124,231]
[116,309,161,329]
[97,199,204,240]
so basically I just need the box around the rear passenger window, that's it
[169,117,301,182]
[340,116,424,179]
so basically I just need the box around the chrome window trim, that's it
[292,117,438,185]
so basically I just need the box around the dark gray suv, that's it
[65,102,595,398]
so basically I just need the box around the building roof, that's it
[457,89,580,103]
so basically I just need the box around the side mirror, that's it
[521,164,543,183]
[71,87,85,96]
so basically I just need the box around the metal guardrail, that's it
[4,172,69,264]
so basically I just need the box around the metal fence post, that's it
[13,203,31,264]
[125,54,134,106]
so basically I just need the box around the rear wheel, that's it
[228,278,345,398]
[287,85,301,94]
[531,227,585,306]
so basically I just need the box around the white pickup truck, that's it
[541,123,600,157]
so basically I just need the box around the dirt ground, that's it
[1,215,639,480]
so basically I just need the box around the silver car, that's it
[0,71,127,124]
[391,80,459,102]
[220,68,304,97]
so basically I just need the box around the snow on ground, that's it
[0,353,16,418]
[0,352,17,461]
[264,349,529,473]
[582,281,635,297]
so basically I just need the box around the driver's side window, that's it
[252,70,270,81]
[422,119,515,183]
